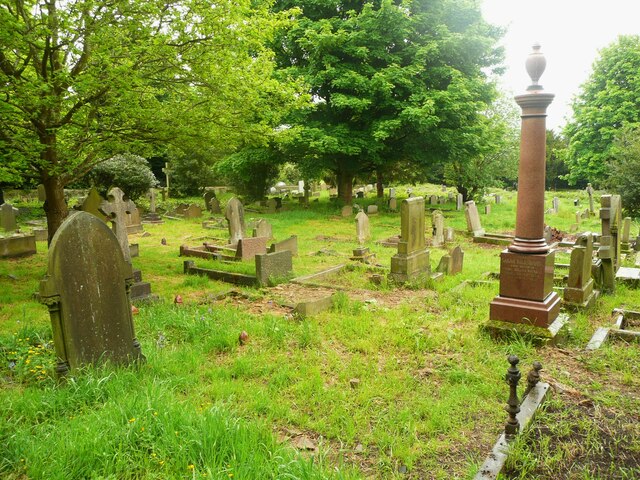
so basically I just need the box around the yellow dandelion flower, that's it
[187,464,195,470]
[129,418,136,423]
[140,427,145,432]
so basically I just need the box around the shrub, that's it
[89,154,157,201]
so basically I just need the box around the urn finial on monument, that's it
[525,43,546,91]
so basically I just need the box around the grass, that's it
[1,184,639,479]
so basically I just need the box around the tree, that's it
[605,126,640,216]
[564,35,640,186]
[443,92,519,201]
[0,0,298,241]
[545,130,570,191]
[272,0,503,203]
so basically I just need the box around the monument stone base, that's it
[483,313,569,346]
[563,279,598,311]
[389,249,430,283]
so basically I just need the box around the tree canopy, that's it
[564,35,640,186]
[271,0,504,202]
[0,0,299,239]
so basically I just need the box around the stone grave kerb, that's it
[39,211,144,376]
[100,187,135,264]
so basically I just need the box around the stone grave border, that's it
[585,309,640,351]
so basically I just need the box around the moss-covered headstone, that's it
[40,212,144,376]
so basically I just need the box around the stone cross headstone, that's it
[225,197,246,246]
[464,201,485,237]
[432,210,444,247]
[39,212,144,376]
[389,197,430,282]
[162,162,170,198]
[355,211,371,245]
[148,189,157,213]
[456,194,463,211]
[0,203,19,232]
[100,187,135,264]
[79,187,108,222]
[253,219,273,240]
[564,232,596,308]
[620,217,632,252]
[586,183,595,214]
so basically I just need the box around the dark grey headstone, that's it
[39,212,144,376]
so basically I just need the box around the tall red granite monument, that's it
[488,44,566,341]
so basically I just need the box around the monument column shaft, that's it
[509,94,554,254]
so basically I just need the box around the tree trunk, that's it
[43,175,68,245]
[376,170,384,198]
[0,189,4,205]
[337,169,354,204]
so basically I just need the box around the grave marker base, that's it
[483,313,569,346]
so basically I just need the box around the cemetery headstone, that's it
[0,203,19,232]
[255,250,293,286]
[436,246,464,275]
[488,44,562,336]
[552,197,559,214]
[456,193,463,211]
[225,197,245,246]
[586,183,595,214]
[431,210,444,247]
[39,212,144,376]
[388,197,398,212]
[564,232,596,308]
[37,184,47,202]
[184,204,202,219]
[143,189,163,224]
[355,211,371,245]
[0,234,37,258]
[269,235,298,256]
[235,236,267,261]
[341,205,353,217]
[100,188,135,264]
[209,198,222,214]
[598,194,622,293]
[126,207,144,234]
[389,197,430,282]
[495,195,502,204]
[444,227,455,243]
[78,187,108,222]
[253,219,273,240]
[621,217,632,253]
[464,201,485,237]
[389,188,396,198]
[430,195,437,205]
[575,211,581,225]
[485,204,491,215]
[203,191,216,211]
[266,198,277,214]
[366,205,378,215]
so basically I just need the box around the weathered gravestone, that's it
[495,195,502,205]
[142,189,163,224]
[77,187,108,222]
[366,205,378,215]
[100,188,153,300]
[256,250,293,286]
[598,194,622,293]
[341,205,353,217]
[432,210,444,247]
[0,234,37,258]
[564,232,597,309]
[485,204,491,215]
[0,203,19,232]
[388,197,398,212]
[389,188,396,198]
[464,201,485,237]
[552,197,559,214]
[236,237,267,261]
[209,198,222,214]
[444,227,455,243]
[436,246,464,275]
[100,188,135,264]
[269,235,298,256]
[184,204,202,219]
[389,197,430,282]
[620,217,632,253]
[586,183,595,214]
[456,194,463,211]
[39,212,144,376]
[266,198,277,214]
[429,195,437,205]
[203,191,216,211]
[37,184,47,202]
[355,211,371,245]
[253,219,273,240]
[225,197,246,246]
[126,207,144,234]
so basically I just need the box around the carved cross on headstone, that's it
[100,187,135,264]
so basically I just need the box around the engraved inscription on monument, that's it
[498,252,554,302]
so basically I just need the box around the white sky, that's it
[481,0,640,131]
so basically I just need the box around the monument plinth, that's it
[487,44,566,342]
